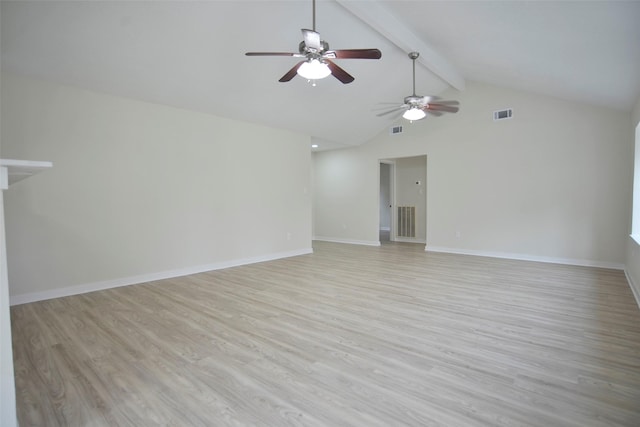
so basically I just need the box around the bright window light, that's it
[632,122,640,243]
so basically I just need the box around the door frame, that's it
[379,160,395,243]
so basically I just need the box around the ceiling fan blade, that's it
[419,95,441,103]
[333,49,382,59]
[301,29,322,50]
[377,106,407,117]
[372,104,404,111]
[279,61,305,82]
[326,60,354,84]
[426,99,459,106]
[423,109,444,117]
[426,103,459,113]
[245,52,298,57]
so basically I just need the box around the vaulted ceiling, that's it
[2,1,639,150]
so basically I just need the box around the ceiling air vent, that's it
[493,108,513,121]
[390,125,403,135]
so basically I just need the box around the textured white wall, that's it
[314,81,632,267]
[1,73,312,299]
[314,148,379,245]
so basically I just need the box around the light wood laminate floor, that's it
[11,241,640,426]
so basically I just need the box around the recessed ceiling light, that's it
[311,144,319,148]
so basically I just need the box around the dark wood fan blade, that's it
[426,103,459,113]
[326,60,354,84]
[418,97,460,107]
[419,95,441,103]
[333,49,382,59]
[429,100,459,106]
[279,61,305,82]
[377,106,407,117]
[246,52,297,56]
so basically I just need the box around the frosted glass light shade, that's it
[403,107,426,121]
[297,60,331,80]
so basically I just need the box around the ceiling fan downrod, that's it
[312,0,316,31]
[409,51,419,97]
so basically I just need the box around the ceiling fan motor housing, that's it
[404,95,425,107]
[299,40,329,56]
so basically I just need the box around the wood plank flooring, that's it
[11,241,640,426]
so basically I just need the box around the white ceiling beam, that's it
[335,0,465,91]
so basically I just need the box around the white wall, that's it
[314,81,632,268]
[314,147,380,246]
[1,73,312,302]
[626,96,640,303]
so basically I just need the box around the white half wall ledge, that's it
[10,247,313,306]
[425,245,625,271]
[0,159,53,189]
[313,237,381,247]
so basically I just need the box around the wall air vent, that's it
[493,108,513,121]
[390,125,403,135]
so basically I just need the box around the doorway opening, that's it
[379,155,427,244]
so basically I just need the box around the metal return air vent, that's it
[493,108,513,121]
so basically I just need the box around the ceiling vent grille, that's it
[390,125,403,135]
[493,108,513,121]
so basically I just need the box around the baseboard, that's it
[425,245,625,270]
[625,269,640,310]
[10,247,313,306]
[313,236,381,247]
[379,227,390,231]
[394,237,426,244]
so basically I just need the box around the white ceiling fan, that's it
[378,52,460,121]
[245,0,382,84]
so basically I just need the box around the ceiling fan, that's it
[245,0,381,84]
[378,52,459,121]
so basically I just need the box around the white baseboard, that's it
[425,245,625,270]
[10,248,313,306]
[313,236,381,247]
[393,237,426,244]
[379,227,390,231]
[625,269,640,310]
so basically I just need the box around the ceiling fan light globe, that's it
[403,107,426,121]
[297,59,331,80]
